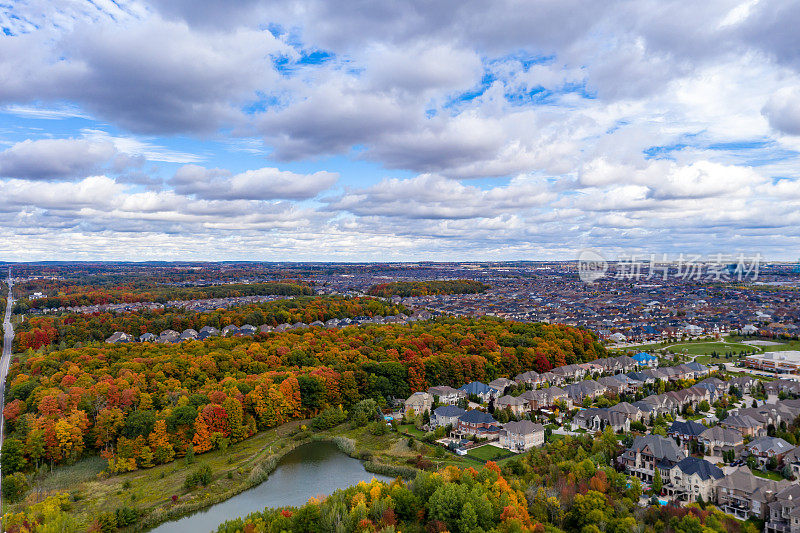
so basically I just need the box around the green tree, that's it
[653,468,663,494]
[1,438,27,475]
[458,501,479,533]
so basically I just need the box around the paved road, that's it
[0,272,14,512]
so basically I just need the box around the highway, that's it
[0,271,13,512]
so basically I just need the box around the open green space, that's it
[398,424,427,438]
[613,336,764,358]
[466,444,510,462]
[728,336,800,352]
[3,420,466,531]
[752,469,786,482]
[616,335,800,359]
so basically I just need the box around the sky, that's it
[1,0,800,262]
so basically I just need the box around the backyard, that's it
[466,444,511,462]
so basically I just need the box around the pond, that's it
[149,440,393,533]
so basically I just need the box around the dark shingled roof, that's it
[674,457,724,480]
[434,405,466,418]
[630,435,685,463]
[668,420,706,437]
[459,409,497,425]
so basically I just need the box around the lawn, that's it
[398,424,427,438]
[752,469,786,482]
[667,341,757,356]
[466,445,510,462]
[613,337,761,358]
[727,336,800,353]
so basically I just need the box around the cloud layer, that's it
[0,0,799,260]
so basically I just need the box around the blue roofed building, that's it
[633,352,659,367]
[459,381,498,402]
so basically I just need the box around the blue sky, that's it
[1,0,800,261]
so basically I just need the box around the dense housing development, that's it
[5,262,800,533]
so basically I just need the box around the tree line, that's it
[367,279,489,298]
[1,313,603,477]
[13,281,313,312]
[13,296,405,351]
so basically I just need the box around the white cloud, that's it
[0,138,116,180]
[762,86,800,136]
[0,0,800,259]
[170,164,338,200]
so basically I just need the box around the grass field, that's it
[4,420,470,530]
[3,421,307,529]
[728,336,800,352]
[398,424,427,438]
[752,469,786,481]
[466,444,509,462]
[613,336,763,358]
[616,335,800,359]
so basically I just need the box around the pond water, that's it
[149,440,392,533]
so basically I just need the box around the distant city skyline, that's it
[1,1,800,261]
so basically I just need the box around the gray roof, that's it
[503,420,544,436]
[673,457,724,480]
[609,402,641,415]
[699,425,743,444]
[629,435,685,462]
[668,420,706,437]
[459,409,497,425]
[434,405,466,418]
[723,414,762,429]
[747,436,795,455]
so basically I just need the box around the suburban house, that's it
[404,392,433,416]
[573,407,631,433]
[598,375,627,395]
[522,386,571,410]
[716,466,790,520]
[627,371,656,386]
[765,484,800,533]
[620,435,687,483]
[539,371,561,386]
[696,377,729,398]
[608,401,643,422]
[698,426,744,457]
[633,352,659,367]
[427,385,467,405]
[782,447,800,479]
[563,380,607,403]
[106,331,134,343]
[551,364,587,382]
[495,395,529,416]
[431,405,466,429]
[729,375,759,394]
[499,420,545,452]
[664,457,724,502]
[454,409,502,439]
[667,420,707,446]
[745,436,796,468]
[515,370,542,387]
[488,378,516,394]
[721,414,766,438]
[459,381,497,403]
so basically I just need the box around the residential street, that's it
[1,272,14,511]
